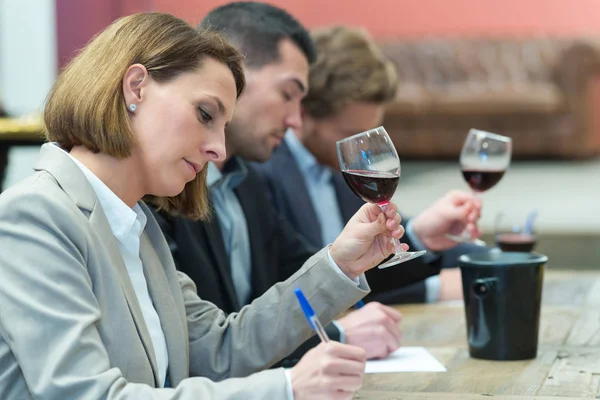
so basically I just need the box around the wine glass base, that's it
[445,233,487,247]
[377,250,427,269]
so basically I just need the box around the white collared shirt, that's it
[57,145,169,387]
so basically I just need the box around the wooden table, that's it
[0,117,45,189]
[359,270,600,399]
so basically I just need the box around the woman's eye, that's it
[199,108,213,123]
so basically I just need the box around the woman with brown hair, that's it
[0,12,405,400]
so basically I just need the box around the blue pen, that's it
[354,300,365,309]
[294,288,330,342]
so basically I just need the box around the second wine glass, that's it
[447,128,512,243]
[336,126,426,269]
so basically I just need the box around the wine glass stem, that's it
[471,189,480,228]
[379,203,404,254]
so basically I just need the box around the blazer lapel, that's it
[274,143,323,247]
[139,233,188,385]
[34,144,161,386]
[88,202,161,386]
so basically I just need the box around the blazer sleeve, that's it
[261,195,345,366]
[180,247,369,380]
[276,324,342,368]
[0,186,362,399]
[269,218,345,366]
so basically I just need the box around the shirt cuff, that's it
[424,275,441,303]
[405,220,439,264]
[330,319,345,343]
[283,369,295,400]
[326,247,360,285]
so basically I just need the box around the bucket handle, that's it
[472,277,499,298]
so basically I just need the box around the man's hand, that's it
[411,190,482,251]
[438,268,464,301]
[291,342,366,400]
[337,302,402,359]
[330,202,407,280]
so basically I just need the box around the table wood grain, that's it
[358,270,600,399]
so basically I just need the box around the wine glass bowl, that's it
[460,129,512,193]
[337,126,426,268]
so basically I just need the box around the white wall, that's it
[0,0,56,187]
[0,0,57,115]
[0,4,2,106]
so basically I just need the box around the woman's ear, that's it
[122,64,149,111]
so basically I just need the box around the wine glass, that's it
[336,126,426,269]
[493,210,538,252]
[446,128,512,243]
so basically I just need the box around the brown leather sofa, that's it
[380,37,600,159]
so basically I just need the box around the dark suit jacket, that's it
[254,141,487,303]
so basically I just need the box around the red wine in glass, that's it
[495,233,536,252]
[342,170,399,205]
[461,169,506,193]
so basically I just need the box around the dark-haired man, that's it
[153,4,412,398]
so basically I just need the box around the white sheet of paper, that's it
[364,346,447,374]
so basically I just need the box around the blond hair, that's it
[44,13,245,220]
[303,26,398,119]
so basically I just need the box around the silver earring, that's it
[128,104,137,112]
